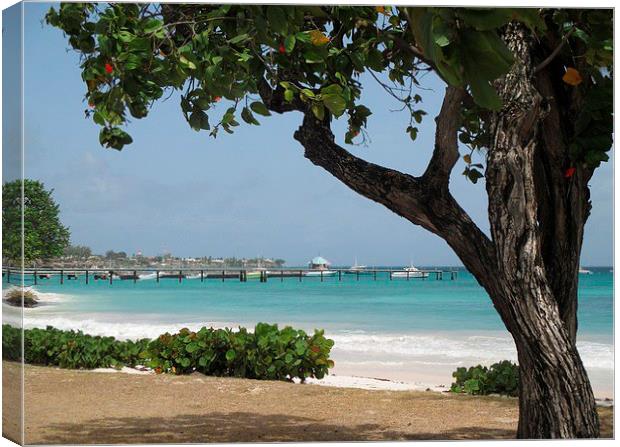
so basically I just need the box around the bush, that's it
[2,324,22,361]
[145,323,334,381]
[2,323,335,382]
[450,360,519,396]
[3,325,149,369]
[4,288,38,308]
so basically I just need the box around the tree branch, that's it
[257,78,305,114]
[421,86,465,187]
[293,109,498,288]
[256,79,498,288]
[533,27,575,75]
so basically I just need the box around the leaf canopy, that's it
[46,4,612,172]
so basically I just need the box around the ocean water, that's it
[2,267,614,397]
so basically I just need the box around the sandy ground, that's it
[2,362,613,444]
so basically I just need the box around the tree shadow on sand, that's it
[32,411,516,444]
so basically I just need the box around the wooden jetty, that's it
[2,267,458,285]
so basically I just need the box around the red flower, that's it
[278,43,286,54]
[214,96,222,103]
[105,63,114,74]
[564,167,576,178]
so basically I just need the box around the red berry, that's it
[88,102,95,108]
[105,63,114,74]
[564,167,576,178]
[278,43,286,54]
[214,96,222,103]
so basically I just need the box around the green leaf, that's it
[250,101,271,116]
[142,18,163,34]
[468,77,502,110]
[266,7,287,35]
[179,55,197,70]
[189,110,210,131]
[284,35,296,53]
[322,94,346,117]
[284,89,295,102]
[225,349,236,362]
[241,107,260,125]
[311,103,325,121]
[228,33,249,45]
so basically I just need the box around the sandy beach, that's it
[2,361,613,443]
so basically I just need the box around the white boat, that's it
[139,272,158,280]
[345,259,373,275]
[390,265,429,279]
[304,270,338,277]
[579,268,593,275]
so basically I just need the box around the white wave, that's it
[21,315,241,341]
[11,305,613,372]
[330,332,614,370]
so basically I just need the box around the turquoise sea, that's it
[2,267,613,397]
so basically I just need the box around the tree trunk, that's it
[264,22,601,438]
[485,24,599,438]
[513,309,600,438]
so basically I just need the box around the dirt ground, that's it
[2,361,613,444]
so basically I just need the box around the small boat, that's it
[344,259,373,275]
[304,270,338,277]
[390,265,429,279]
[579,267,593,275]
[139,272,158,280]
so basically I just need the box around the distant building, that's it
[309,256,330,270]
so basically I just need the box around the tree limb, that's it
[421,86,465,187]
[293,107,498,289]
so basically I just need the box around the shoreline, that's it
[4,361,613,443]
[3,286,614,400]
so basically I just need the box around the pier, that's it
[2,267,458,285]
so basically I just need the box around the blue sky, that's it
[2,2,613,266]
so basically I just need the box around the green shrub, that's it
[145,323,334,381]
[2,323,335,382]
[450,360,519,396]
[2,325,149,369]
[2,324,23,361]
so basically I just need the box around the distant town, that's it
[30,245,286,269]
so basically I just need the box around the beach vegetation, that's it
[4,288,39,308]
[2,179,70,265]
[145,323,334,381]
[450,361,519,397]
[46,3,612,438]
[2,323,334,381]
[2,325,150,369]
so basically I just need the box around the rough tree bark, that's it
[485,23,599,438]
[259,24,600,439]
